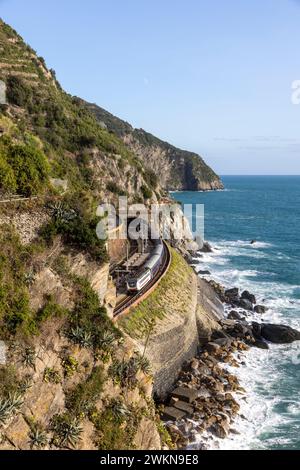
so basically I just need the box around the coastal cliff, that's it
[82,101,224,192]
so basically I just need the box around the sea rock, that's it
[198,270,211,275]
[251,321,262,339]
[238,298,253,311]
[173,401,194,416]
[241,290,256,305]
[228,310,243,320]
[250,240,257,245]
[162,407,187,421]
[211,419,230,439]
[260,323,300,344]
[171,387,199,403]
[225,287,239,301]
[254,305,268,314]
[213,338,232,348]
[253,339,269,349]
[199,242,213,253]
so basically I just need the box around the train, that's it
[126,239,164,293]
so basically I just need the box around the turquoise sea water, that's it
[171,176,300,450]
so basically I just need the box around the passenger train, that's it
[126,239,164,293]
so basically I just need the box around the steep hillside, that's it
[84,102,223,191]
[0,19,160,204]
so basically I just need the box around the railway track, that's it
[113,241,171,319]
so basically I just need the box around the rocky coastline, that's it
[160,242,300,450]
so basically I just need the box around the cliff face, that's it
[83,102,224,192]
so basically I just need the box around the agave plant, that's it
[21,347,36,370]
[98,331,116,352]
[29,428,48,449]
[51,415,83,448]
[24,271,35,286]
[48,202,77,223]
[67,326,93,348]
[109,398,130,422]
[0,392,24,425]
[19,375,33,394]
[135,355,152,375]
[108,358,138,389]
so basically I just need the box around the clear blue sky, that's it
[1,0,300,175]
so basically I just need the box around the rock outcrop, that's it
[82,101,224,192]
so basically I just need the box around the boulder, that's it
[238,298,253,311]
[228,310,243,320]
[251,321,261,337]
[162,407,187,421]
[253,339,269,349]
[254,305,268,314]
[199,242,213,253]
[260,324,300,344]
[204,342,221,354]
[211,419,230,438]
[198,270,211,275]
[213,338,232,348]
[171,387,199,403]
[225,287,239,301]
[173,401,194,416]
[241,290,256,304]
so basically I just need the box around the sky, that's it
[1,0,300,175]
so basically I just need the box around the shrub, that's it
[6,76,32,107]
[92,401,140,450]
[106,181,126,196]
[36,296,69,323]
[6,143,49,196]
[61,355,78,378]
[43,367,61,385]
[40,210,108,263]
[140,185,152,200]
[144,169,158,189]
[0,154,16,194]
[0,226,34,337]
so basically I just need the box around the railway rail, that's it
[113,240,171,320]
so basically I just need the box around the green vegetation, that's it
[65,366,104,417]
[0,136,49,196]
[119,247,194,338]
[106,181,127,196]
[140,184,152,200]
[40,199,108,263]
[92,400,141,450]
[0,225,35,337]
[43,367,61,385]
[61,355,78,378]
[0,366,25,426]
[29,427,48,449]
[50,413,83,448]
[36,295,68,323]
[108,353,151,389]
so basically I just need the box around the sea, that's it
[171,175,300,450]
